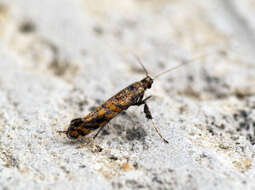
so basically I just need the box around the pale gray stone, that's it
[0,0,255,189]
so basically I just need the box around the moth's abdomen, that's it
[66,118,93,139]
[64,80,148,139]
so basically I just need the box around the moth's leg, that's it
[133,94,144,106]
[143,103,152,119]
[132,95,168,143]
[143,102,169,143]
[134,95,152,106]
[93,125,107,139]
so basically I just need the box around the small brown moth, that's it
[58,54,204,143]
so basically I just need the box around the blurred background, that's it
[0,0,255,189]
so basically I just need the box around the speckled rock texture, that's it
[0,0,255,189]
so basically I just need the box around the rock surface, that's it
[0,0,255,189]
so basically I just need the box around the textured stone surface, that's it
[0,0,255,189]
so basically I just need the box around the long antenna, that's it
[153,53,210,79]
[153,61,187,79]
[133,54,149,76]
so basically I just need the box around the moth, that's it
[58,55,201,143]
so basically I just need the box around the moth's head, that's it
[141,76,153,89]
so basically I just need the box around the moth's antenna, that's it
[153,53,210,79]
[133,54,149,76]
[153,61,187,79]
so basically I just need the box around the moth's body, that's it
[65,76,153,139]
[58,55,191,143]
